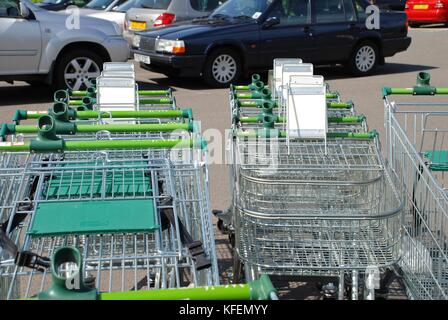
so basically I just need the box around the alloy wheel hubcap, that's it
[64,57,100,91]
[212,54,237,83]
[355,46,376,72]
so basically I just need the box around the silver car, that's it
[0,0,129,90]
[123,0,225,44]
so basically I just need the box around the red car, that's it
[405,0,448,26]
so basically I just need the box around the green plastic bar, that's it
[100,284,250,300]
[100,275,276,300]
[138,90,171,96]
[64,139,195,151]
[326,92,339,99]
[237,129,377,139]
[239,115,364,124]
[0,141,30,151]
[70,91,86,97]
[69,90,171,97]
[139,98,173,104]
[11,123,192,134]
[68,98,173,106]
[327,115,365,123]
[68,100,84,106]
[15,109,192,121]
[77,109,192,119]
[0,139,203,152]
[382,87,448,97]
[236,101,351,109]
[76,123,192,133]
[327,101,353,109]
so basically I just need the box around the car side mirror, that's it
[262,16,280,28]
[19,2,30,18]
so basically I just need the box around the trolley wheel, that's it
[232,251,245,284]
[217,218,225,233]
[229,232,235,248]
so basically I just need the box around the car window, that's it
[354,0,367,19]
[210,0,272,19]
[85,0,116,9]
[139,0,171,9]
[190,0,226,12]
[266,0,311,25]
[315,0,356,23]
[0,0,20,17]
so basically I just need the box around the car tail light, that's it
[154,13,175,27]
[435,1,444,8]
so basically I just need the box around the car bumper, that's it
[103,36,130,62]
[382,37,412,57]
[132,49,205,77]
[406,9,448,23]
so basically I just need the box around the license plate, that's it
[134,53,151,64]
[414,4,429,9]
[130,20,146,30]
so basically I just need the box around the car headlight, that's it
[133,35,141,48]
[155,39,185,54]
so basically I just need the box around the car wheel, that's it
[54,49,103,91]
[347,41,379,76]
[203,48,242,88]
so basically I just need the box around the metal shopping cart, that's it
[0,123,219,299]
[383,72,448,300]
[229,130,403,299]
[224,62,404,299]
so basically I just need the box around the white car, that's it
[78,0,134,30]
[0,0,130,90]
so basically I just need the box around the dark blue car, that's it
[132,0,411,87]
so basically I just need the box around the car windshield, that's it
[85,0,115,9]
[210,0,273,19]
[113,0,137,11]
[113,0,170,12]
[41,0,63,4]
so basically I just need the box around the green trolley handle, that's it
[237,100,352,109]
[66,98,174,106]
[0,116,206,153]
[1,122,194,137]
[70,89,172,97]
[0,138,204,153]
[238,115,365,124]
[32,247,277,300]
[236,129,378,139]
[382,72,448,97]
[12,108,193,123]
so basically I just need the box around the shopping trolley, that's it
[383,72,448,300]
[1,246,276,300]
[224,61,404,299]
[0,121,219,300]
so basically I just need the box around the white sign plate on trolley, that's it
[286,75,327,140]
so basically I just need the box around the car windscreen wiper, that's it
[232,15,254,20]
[210,13,230,20]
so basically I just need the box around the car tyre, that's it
[203,48,242,88]
[347,41,379,76]
[54,49,104,91]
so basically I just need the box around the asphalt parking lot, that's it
[1,26,447,299]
